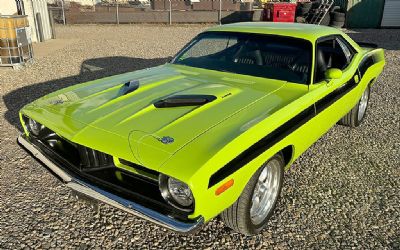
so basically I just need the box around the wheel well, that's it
[281,145,294,166]
[369,78,376,86]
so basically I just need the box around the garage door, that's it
[381,0,400,27]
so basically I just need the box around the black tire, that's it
[299,2,312,9]
[333,15,345,22]
[220,154,284,235]
[338,86,370,127]
[330,6,341,13]
[330,20,345,28]
[298,2,312,15]
[298,6,312,16]
[332,11,345,21]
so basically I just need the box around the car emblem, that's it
[159,136,174,144]
[50,99,64,105]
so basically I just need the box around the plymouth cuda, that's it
[18,23,385,235]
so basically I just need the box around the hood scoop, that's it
[118,80,139,96]
[154,95,217,108]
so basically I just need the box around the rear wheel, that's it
[220,154,284,235]
[338,86,370,127]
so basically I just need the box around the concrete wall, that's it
[69,0,102,6]
[47,0,125,6]
[66,10,262,23]
[0,0,18,15]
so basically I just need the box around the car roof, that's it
[206,22,343,42]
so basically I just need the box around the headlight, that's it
[159,174,194,210]
[28,118,42,136]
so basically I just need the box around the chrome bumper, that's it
[17,135,204,233]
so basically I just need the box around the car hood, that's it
[22,64,286,170]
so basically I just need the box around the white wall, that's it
[22,0,37,42]
[23,0,52,42]
[47,0,102,6]
[0,0,18,15]
[74,0,101,5]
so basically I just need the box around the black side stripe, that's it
[208,106,314,188]
[208,56,377,188]
[358,56,374,78]
[359,53,378,78]
[315,75,357,114]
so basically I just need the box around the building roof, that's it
[207,22,343,42]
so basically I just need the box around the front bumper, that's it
[17,134,204,233]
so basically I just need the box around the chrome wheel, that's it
[250,159,281,225]
[358,87,369,121]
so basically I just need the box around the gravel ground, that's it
[0,25,399,249]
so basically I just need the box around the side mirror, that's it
[325,68,343,80]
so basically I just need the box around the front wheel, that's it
[220,154,284,235]
[338,85,370,127]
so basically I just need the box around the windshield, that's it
[172,32,312,84]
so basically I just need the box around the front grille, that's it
[77,146,113,169]
[119,158,159,179]
[25,125,192,220]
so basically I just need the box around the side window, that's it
[315,37,348,83]
[336,36,356,63]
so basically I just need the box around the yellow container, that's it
[0,28,17,39]
[0,47,20,57]
[0,56,22,64]
[0,15,28,39]
[0,15,29,29]
[0,39,18,48]
[16,16,29,27]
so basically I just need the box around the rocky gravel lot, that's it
[0,25,399,249]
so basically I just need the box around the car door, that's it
[300,35,359,144]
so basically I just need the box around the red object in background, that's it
[261,3,297,23]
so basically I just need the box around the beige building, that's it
[0,0,52,43]
[0,0,18,15]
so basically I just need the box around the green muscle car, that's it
[18,23,385,235]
